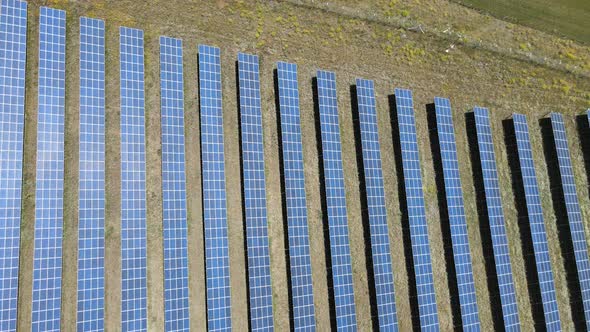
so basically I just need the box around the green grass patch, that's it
[451,0,590,44]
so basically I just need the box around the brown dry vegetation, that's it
[15,0,590,331]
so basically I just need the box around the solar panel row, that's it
[548,113,590,330]
[316,70,358,330]
[31,7,66,331]
[394,88,440,330]
[198,44,232,332]
[355,79,399,331]
[511,114,561,331]
[120,26,148,332]
[433,97,480,331]
[237,53,275,331]
[472,107,521,331]
[77,16,106,332]
[276,62,317,331]
[0,0,27,330]
[160,36,191,332]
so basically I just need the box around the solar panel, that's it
[472,107,520,330]
[433,97,480,330]
[316,70,358,330]
[198,44,232,332]
[77,16,105,332]
[511,113,561,331]
[237,52,274,331]
[0,1,27,330]
[31,7,66,331]
[355,79,398,330]
[549,112,590,330]
[393,88,439,330]
[120,26,148,332]
[160,36,191,332]
[276,61,317,331]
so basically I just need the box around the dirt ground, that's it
[14,0,590,331]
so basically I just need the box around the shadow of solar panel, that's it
[77,16,106,332]
[546,113,590,330]
[315,70,358,331]
[120,26,148,332]
[355,79,398,331]
[470,107,521,331]
[393,88,439,330]
[432,97,480,331]
[160,36,191,332]
[0,1,27,330]
[198,44,232,332]
[276,62,317,331]
[31,7,66,332]
[510,114,561,331]
[237,53,275,332]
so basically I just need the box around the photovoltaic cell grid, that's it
[198,44,232,332]
[549,112,590,330]
[237,53,274,331]
[160,36,191,332]
[276,62,316,331]
[511,114,561,331]
[77,16,105,332]
[394,88,439,330]
[472,107,520,331]
[433,97,480,331]
[0,0,26,330]
[31,7,66,331]
[316,70,358,330]
[355,79,398,330]
[120,27,148,332]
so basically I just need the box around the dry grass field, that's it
[14,0,590,330]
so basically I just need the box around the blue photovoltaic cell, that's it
[394,88,439,330]
[199,44,232,332]
[549,112,590,330]
[77,16,105,332]
[31,7,66,331]
[160,36,190,332]
[0,0,26,330]
[472,107,520,331]
[316,70,358,330]
[276,62,316,331]
[237,53,274,331]
[511,114,561,331]
[355,79,398,330]
[433,97,480,331]
[120,27,148,332]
